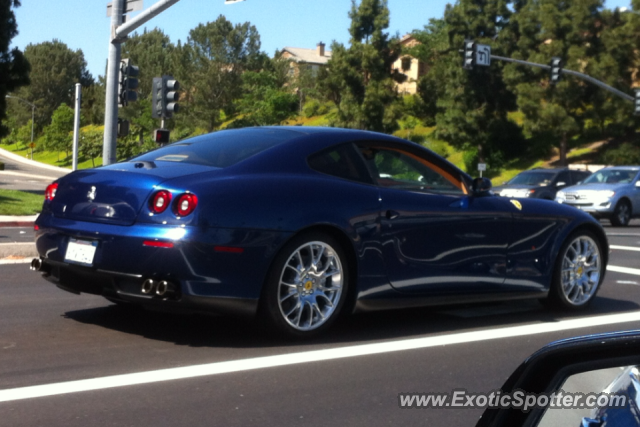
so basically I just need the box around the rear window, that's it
[131,128,299,168]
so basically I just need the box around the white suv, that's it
[555,166,640,226]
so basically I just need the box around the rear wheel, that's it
[545,231,603,310]
[261,232,348,338]
[610,200,631,227]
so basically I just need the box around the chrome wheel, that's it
[277,241,344,331]
[559,235,602,306]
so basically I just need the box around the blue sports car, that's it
[32,127,609,337]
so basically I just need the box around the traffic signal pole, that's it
[489,54,634,102]
[103,0,182,165]
[103,0,124,166]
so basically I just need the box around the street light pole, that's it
[5,95,36,159]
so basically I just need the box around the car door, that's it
[357,143,512,295]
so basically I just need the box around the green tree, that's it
[173,16,263,132]
[0,0,30,138]
[323,0,405,133]
[43,103,74,160]
[79,125,103,168]
[235,69,298,126]
[12,40,91,131]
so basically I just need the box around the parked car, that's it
[494,168,591,200]
[555,166,640,226]
[31,127,609,338]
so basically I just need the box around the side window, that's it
[308,144,372,184]
[556,171,571,186]
[359,146,465,195]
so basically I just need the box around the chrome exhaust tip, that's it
[155,280,172,297]
[141,278,155,295]
[30,258,42,271]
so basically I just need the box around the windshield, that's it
[582,169,638,185]
[508,171,555,186]
[131,128,299,168]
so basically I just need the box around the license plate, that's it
[65,238,98,266]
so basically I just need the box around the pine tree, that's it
[323,0,405,133]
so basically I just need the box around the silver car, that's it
[555,166,640,226]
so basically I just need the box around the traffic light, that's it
[550,57,562,85]
[118,58,139,107]
[463,40,476,70]
[153,129,170,144]
[117,119,129,138]
[635,90,640,116]
[151,76,180,119]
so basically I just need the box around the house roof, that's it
[282,47,332,65]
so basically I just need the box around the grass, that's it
[0,189,43,215]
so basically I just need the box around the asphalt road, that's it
[1,225,640,427]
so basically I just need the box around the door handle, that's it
[386,210,399,220]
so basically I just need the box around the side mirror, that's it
[556,181,566,187]
[472,177,492,195]
[635,181,640,188]
[476,330,640,427]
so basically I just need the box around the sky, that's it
[10,0,632,80]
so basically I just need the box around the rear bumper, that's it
[34,213,292,317]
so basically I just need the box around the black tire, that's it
[610,200,631,227]
[544,230,604,310]
[260,231,349,338]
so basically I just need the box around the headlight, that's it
[557,191,566,199]
[597,190,615,198]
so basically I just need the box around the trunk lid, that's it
[49,162,216,225]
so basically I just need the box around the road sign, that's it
[476,44,491,67]
[107,0,143,16]
[28,142,36,148]
[478,163,487,172]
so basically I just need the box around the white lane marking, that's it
[610,245,640,252]
[608,265,640,276]
[3,311,640,403]
[607,233,640,237]
[617,281,639,285]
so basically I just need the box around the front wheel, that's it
[261,232,348,338]
[610,200,631,227]
[545,230,604,310]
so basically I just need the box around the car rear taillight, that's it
[173,193,198,217]
[149,190,172,214]
[45,183,58,201]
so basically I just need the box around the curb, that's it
[0,215,38,228]
[0,221,35,228]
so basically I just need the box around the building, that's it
[393,35,427,95]
[281,42,332,77]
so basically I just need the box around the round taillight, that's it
[173,193,198,217]
[45,183,58,201]
[150,190,172,214]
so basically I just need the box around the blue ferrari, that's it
[32,127,609,337]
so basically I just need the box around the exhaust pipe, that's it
[141,278,155,295]
[155,280,175,297]
[30,258,43,271]
[30,258,51,276]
